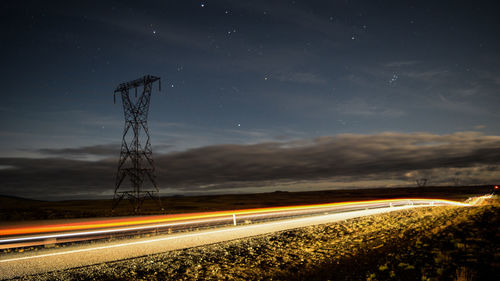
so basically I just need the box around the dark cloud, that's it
[155,131,500,185]
[1,132,500,199]
[36,143,175,158]
[0,157,115,199]
[37,144,120,157]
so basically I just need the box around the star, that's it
[389,74,398,84]
[152,30,156,34]
[200,3,205,8]
[237,123,241,127]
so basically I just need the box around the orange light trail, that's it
[0,198,468,237]
[0,207,418,264]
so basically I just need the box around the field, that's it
[8,198,499,280]
[0,185,493,222]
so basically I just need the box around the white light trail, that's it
[0,206,418,263]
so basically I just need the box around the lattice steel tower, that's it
[112,75,162,212]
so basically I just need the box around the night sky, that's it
[1,1,500,199]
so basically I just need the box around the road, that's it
[0,198,470,279]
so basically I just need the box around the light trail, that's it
[465,194,492,205]
[0,226,242,263]
[0,205,420,264]
[0,216,232,244]
[0,198,469,250]
[0,198,478,279]
[0,198,468,238]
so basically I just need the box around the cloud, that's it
[0,157,116,199]
[336,98,405,117]
[1,131,500,199]
[35,143,176,161]
[434,94,487,116]
[0,165,15,170]
[474,125,486,130]
[37,144,119,158]
[156,131,500,184]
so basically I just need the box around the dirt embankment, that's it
[11,204,499,281]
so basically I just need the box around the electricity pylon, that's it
[112,75,162,212]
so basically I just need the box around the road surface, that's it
[0,198,470,279]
